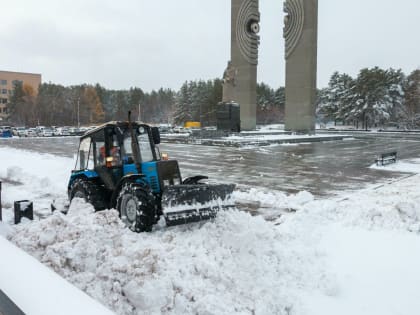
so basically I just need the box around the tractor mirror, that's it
[151,127,161,144]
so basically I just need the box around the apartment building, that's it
[0,70,42,120]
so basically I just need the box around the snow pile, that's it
[370,158,420,173]
[0,147,71,221]
[0,235,115,315]
[234,188,314,218]
[9,201,331,315]
[0,221,13,237]
[333,176,420,233]
[3,147,420,314]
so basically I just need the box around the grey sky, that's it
[2,0,420,91]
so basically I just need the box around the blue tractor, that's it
[63,114,234,232]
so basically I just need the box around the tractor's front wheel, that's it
[69,178,107,211]
[116,182,157,232]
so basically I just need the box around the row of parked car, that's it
[0,126,96,138]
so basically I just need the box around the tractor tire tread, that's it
[117,182,157,232]
[70,178,107,211]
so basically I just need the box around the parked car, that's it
[35,126,46,135]
[69,127,80,135]
[0,126,12,138]
[25,128,38,137]
[55,127,71,136]
[14,127,26,137]
[158,124,172,133]
[40,128,54,137]
[203,126,217,131]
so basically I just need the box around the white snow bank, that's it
[0,236,115,315]
[234,188,314,214]
[0,147,72,222]
[0,221,13,237]
[8,205,328,315]
[305,226,420,315]
[2,146,420,315]
[370,158,420,173]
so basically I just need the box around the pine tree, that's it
[402,69,420,128]
[354,67,405,129]
[173,81,193,125]
[317,72,355,125]
[114,91,128,121]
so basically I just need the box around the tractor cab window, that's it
[96,141,106,166]
[110,135,121,166]
[122,136,135,164]
[75,137,93,170]
[138,127,154,162]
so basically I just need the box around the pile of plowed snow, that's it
[3,147,420,315]
[8,199,330,315]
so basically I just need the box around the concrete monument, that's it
[228,0,260,131]
[218,61,240,132]
[284,0,318,133]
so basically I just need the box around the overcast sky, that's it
[2,0,420,91]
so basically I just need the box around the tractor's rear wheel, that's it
[69,178,107,211]
[116,182,157,232]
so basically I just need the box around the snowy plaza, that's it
[1,0,420,313]
[1,132,420,314]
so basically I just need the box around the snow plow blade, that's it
[162,184,235,226]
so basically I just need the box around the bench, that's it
[375,151,397,166]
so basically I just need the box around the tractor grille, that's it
[149,176,159,191]
[157,160,182,189]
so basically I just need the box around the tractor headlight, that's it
[174,178,181,185]
[106,156,114,167]
[163,179,170,187]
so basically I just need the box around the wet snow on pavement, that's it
[1,139,420,314]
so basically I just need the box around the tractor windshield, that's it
[122,127,154,163]
[137,130,154,162]
[75,137,94,170]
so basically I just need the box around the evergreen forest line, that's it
[6,67,420,129]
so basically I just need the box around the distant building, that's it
[0,70,42,121]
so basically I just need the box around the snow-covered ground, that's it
[1,146,420,314]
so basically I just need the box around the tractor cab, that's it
[72,122,177,192]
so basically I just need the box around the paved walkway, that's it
[0,290,24,315]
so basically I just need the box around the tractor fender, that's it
[110,174,147,208]
[67,171,99,197]
[182,175,209,185]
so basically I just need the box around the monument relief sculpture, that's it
[284,0,305,59]
[222,61,237,102]
[236,0,260,65]
[231,0,260,131]
[284,0,318,134]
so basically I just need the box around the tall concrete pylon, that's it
[230,0,260,131]
[284,0,318,134]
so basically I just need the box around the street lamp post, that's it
[77,97,80,128]
[138,103,141,122]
